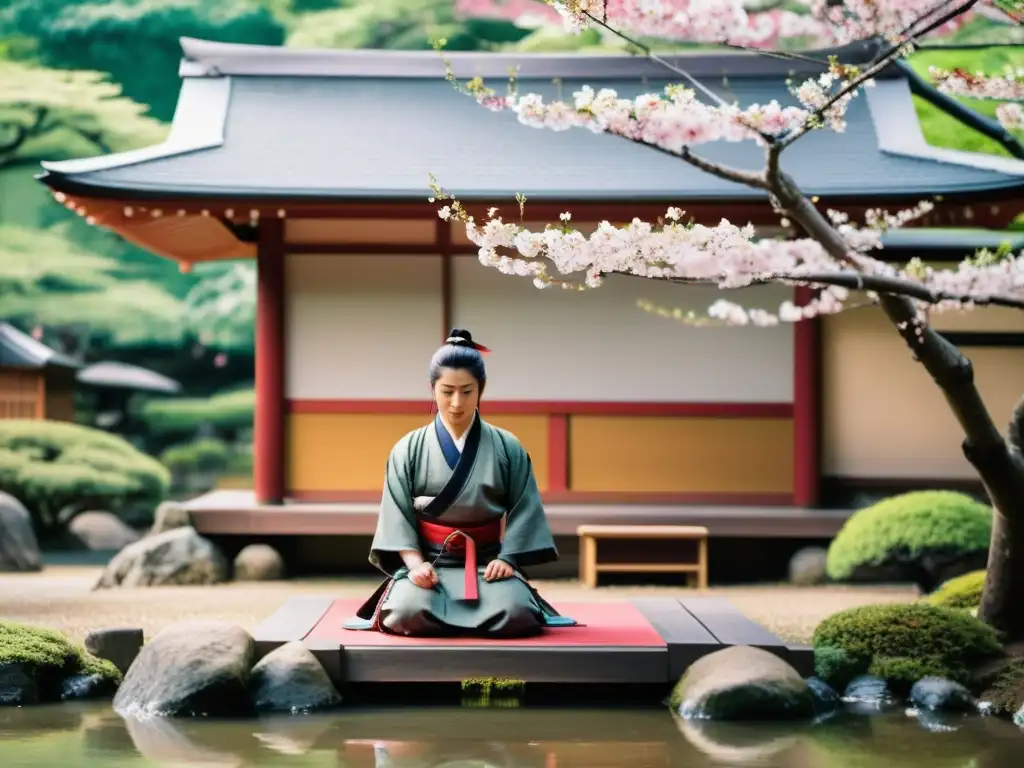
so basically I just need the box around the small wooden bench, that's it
[577,525,709,589]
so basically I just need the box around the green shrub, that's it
[139,386,254,439]
[825,490,992,583]
[0,420,169,536]
[0,619,121,700]
[812,603,1003,693]
[926,570,987,610]
[160,437,233,474]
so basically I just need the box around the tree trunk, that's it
[769,170,1024,640]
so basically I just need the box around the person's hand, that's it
[408,562,438,589]
[484,559,514,582]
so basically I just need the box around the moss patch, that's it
[925,570,986,610]
[979,659,1024,716]
[461,677,525,708]
[825,491,992,583]
[812,603,1003,694]
[0,620,121,701]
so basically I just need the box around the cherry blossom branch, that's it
[929,65,1024,131]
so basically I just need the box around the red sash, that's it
[417,518,502,601]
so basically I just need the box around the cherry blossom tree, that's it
[929,64,1023,131]
[430,0,1024,640]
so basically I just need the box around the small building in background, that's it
[0,322,81,421]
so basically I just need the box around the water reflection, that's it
[1,701,1022,768]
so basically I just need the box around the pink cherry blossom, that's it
[930,65,1024,131]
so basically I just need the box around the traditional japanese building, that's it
[36,37,1024,551]
[0,323,80,421]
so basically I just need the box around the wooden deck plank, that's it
[339,646,668,684]
[677,596,789,659]
[186,490,853,538]
[251,595,336,658]
[630,597,721,681]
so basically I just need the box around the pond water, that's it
[2,701,1023,767]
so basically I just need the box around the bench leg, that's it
[579,535,598,588]
[697,537,708,590]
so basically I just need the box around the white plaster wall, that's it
[285,254,444,399]
[450,256,794,402]
[823,306,1024,479]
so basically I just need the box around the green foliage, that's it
[0,419,169,536]
[812,603,1003,693]
[0,59,166,167]
[184,263,255,349]
[139,386,254,439]
[825,490,992,581]
[812,644,864,692]
[0,619,122,696]
[159,437,232,474]
[0,224,185,344]
[980,659,1024,716]
[926,570,987,610]
[4,0,286,122]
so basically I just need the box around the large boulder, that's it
[909,676,977,713]
[0,491,41,572]
[94,526,229,589]
[234,544,286,581]
[812,602,1003,694]
[825,491,991,592]
[112,620,255,717]
[0,620,121,706]
[67,511,142,551]
[249,641,342,713]
[669,646,815,721]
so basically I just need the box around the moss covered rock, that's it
[669,646,815,721]
[825,491,991,590]
[811,603,1003,695]
[0,620,121,705]
[978,658,1024,716]
[926,570,986,611]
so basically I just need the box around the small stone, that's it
[150,502,192,536]
[1014,702,1024,728]
[0,661,38,706]
[788,547,829,586]
[250,641,342,713]
[85,628,144,675]
[234,544,286,582]
[909,676,976,713]
[68,512,141,551]
[843,675,899,712]
[806,676,841,715]
[61,673,117,701]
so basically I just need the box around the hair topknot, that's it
[429,328,487,388]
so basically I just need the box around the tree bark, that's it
[769,170,1024,641]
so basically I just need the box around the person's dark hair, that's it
[429,328,487,390]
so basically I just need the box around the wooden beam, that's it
[792,286,821,508]
[255,219,286,505]
[438,218,453,340]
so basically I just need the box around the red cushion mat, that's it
[306,599,665,647]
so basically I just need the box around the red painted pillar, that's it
[793,285,821,508]
[255,219,285,505]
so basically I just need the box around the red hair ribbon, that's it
[472,342,492,356]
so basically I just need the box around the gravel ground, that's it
[0,566,920,645]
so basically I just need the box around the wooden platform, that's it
[185,490,853,538]
[252,595,814,691]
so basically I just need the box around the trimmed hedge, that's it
[159,437,232,474]
[926,570,986,611]
[825,491,992,586]
[812,602,1003,694]
[0,420,169,536]
[138,386,253,439]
